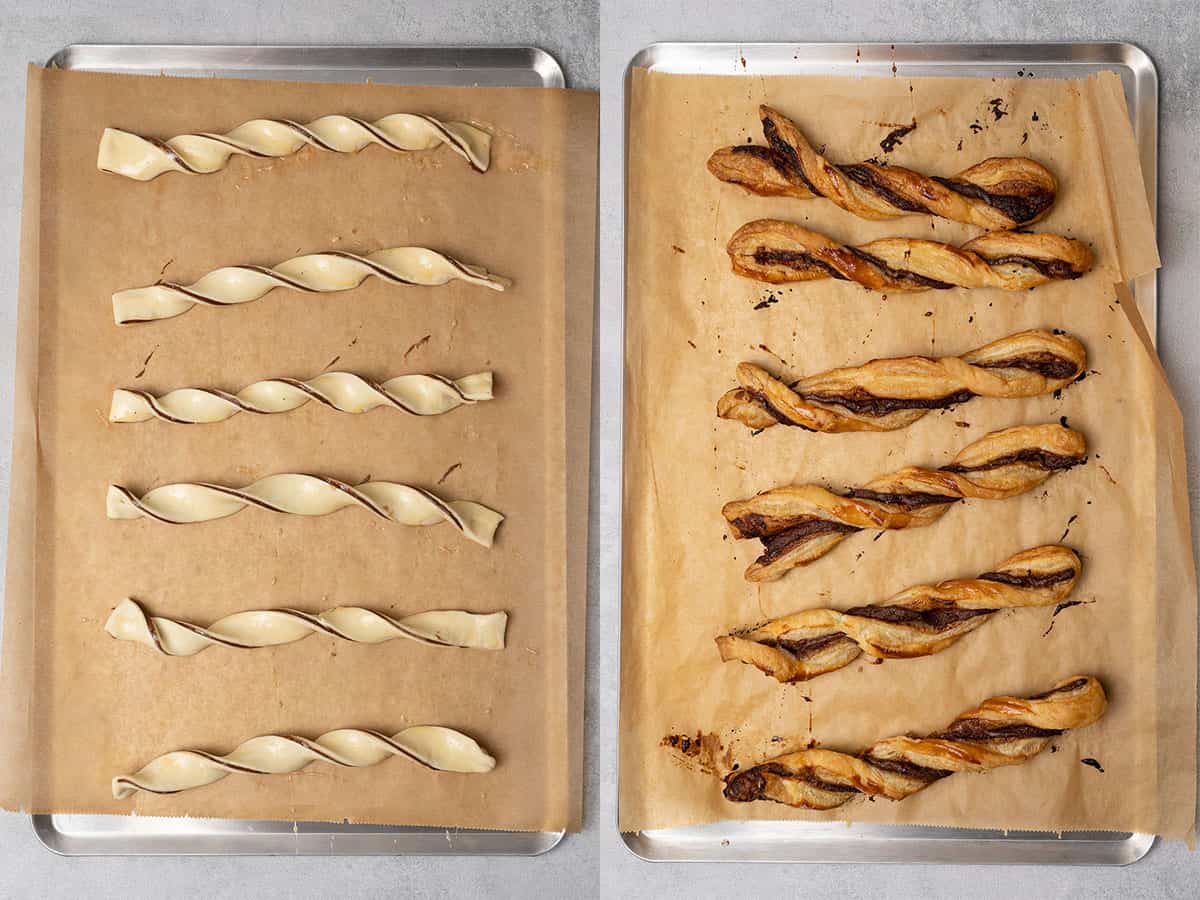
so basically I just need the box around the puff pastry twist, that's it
[106,475,503,548]
[113,726,496,799]
[727,219,1093,292]
[717,545,1081,682]
[98,113,490,180]
[111,371,492,424]
[722,423,1086,581]
[721,676,1106,809]
[113,247,510,324]
[718,330,1086,433]
[106,597,507,656]
[709,105,1057,230]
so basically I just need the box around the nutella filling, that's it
[1027,677,1090,700]
[982,254,1083,280]
[761,114,822,195]
[977,567,1076,589]
[930,176,1056,225]
[751,248,847,280]
[798,387,975,417]
[847,247,955,290]
[940,447,1084,474]
[757,518,861,563]
[764,632,857,659]
[931,718,1063,742]
[975,352,1081,380]
[860,754,952,782]
[842,604,995,629]
[840,163,930,214]
[844,488,960,509]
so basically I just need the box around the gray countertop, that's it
[2,0,1198,896]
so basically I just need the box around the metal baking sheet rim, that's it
[30,42,567,858]
[619,41,1159,865]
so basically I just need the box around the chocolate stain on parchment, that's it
[403,334,432,360]
[1042,599,1094,637]
[133,346,158,379]
[437,462,462,485]
[662,732,726,776]
[1081,758,1105,773]
[879,120,917,153]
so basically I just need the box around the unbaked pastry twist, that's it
[722,423,1086,581]
[113,248,510,324]
[113,726,495,799]
[106,475,503,548]
[709,105,1057,230]
[106,597,507,656]
[717,545,1081,682]
[720,676,1106,809]
[110,371,492,424]
[718,330,1086,433]
[98,113,490,180]
[726,219,1093,291]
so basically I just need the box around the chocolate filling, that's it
[752,248,848,280]
[761,115,822,195]
[844,488,960,509]
[983,254,1083,280]
[931,718,1063,742]
[1028,677,1089,700]
[843,604,995,629]
[729,144,784,165]
[977,567,1076,589]
[798,387,975,417]
[975,353,1080,380]
[931,176,1056,225]
[724,764,857,803]
[840,163,930,213]
[757,519,861,563]
[847,247,955,290]
[764,632,857,659]
[941,448,1084,474]
[860,754,952,782]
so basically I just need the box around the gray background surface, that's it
[2,0,1199,896]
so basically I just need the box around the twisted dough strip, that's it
[727,219,1093,292]
[111,371,492,424]
[723,423,1086,581]
[709,105,1057,230]
[720,676,1106,809]
[106,475,503,548]
[106,597,507,656]
[113,725,495,799]
[717,545,1081,682]
[718,330,1086,433]
[113,247,510,324]
[98,113,490,180]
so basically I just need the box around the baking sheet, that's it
[1,45,596,855]
[619,42,1191,864]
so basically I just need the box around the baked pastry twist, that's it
[717,545,1080,682]
[722,423,1086,581]
[113,726,495,799]
[111,371,492,424]
[106,475,503,548]
[113,247,510,324]
[720,676,1106,809]
[709,105,1057,230]
[106,597,507,656]
[98,113,490,180]
[718,330,1085,433]
[726,219,1093,291]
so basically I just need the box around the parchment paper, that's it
[620,69,1197,842]
[0,65,597,831]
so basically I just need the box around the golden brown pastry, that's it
[718,330,1086,433]
[722,423,1086,581]
[726,219,1093,291]
[720,676,1106,809]
[708,105,1057,230]
[716,545,1081,682]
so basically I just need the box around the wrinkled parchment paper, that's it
[620,69,1197,842]
[0,65,597,831]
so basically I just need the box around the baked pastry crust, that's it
[718,330,1086,433]
[709,105,1057,230]
[721,676,1106,809]
[716,545,1081,682]
[722,423,1087,581]
[726,219,1093,291]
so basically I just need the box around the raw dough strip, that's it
[717,545,1081,682]
[708,105,1057,230]
[723,423,1086,582]
[113,725,496,799]
[106,475,503,548]
[112,247,510,324]
[110,371,493,424]
[106,597,507,656]
[726,219,1093,292]
[718,330,1086,433]
[98,113,490,180]
[718,676,1106,809]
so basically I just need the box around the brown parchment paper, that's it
[0,65,597,831]
[620,69,1198,842]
